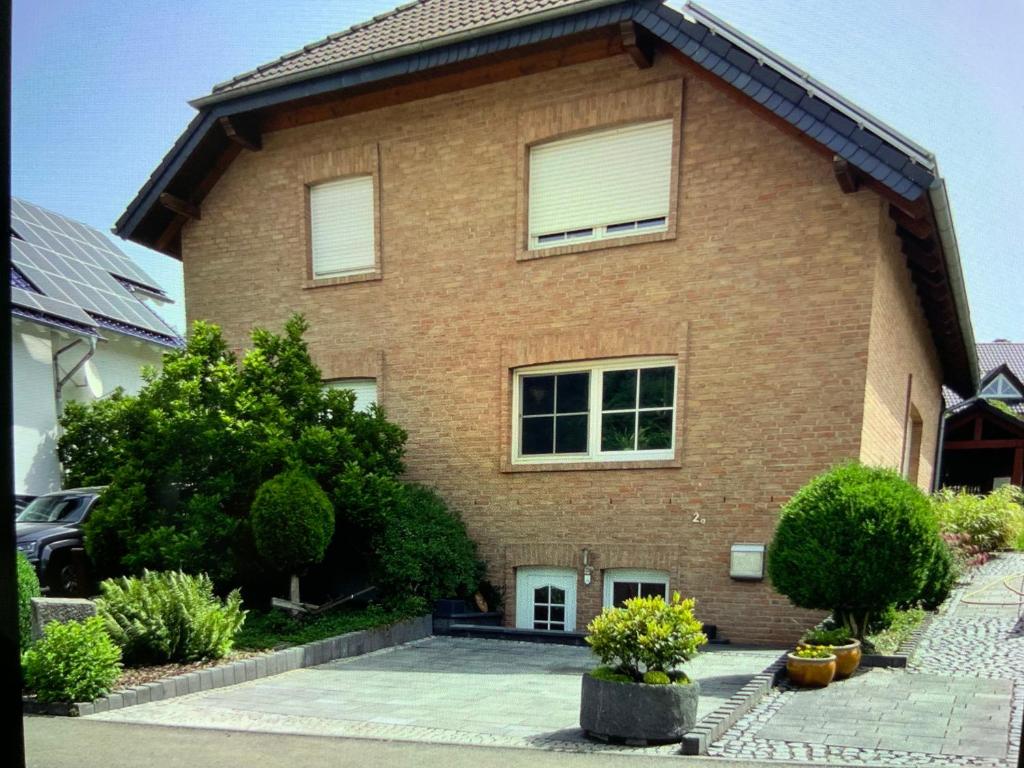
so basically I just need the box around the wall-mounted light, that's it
[582,548,593,585]
[730,543,765,581]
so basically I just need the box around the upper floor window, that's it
[309,176,375,278]
[980,373,1022,400]
[527,120,673,250]
[324,378,377,413]
[512,357,676,464]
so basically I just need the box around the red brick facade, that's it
[180,52,944,644]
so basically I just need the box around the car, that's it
[13,495,36,518]
[15,487,105,595]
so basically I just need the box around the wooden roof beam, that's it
[889,204,931,239]
[159,193,200,221]
[219,115,262,151]
[832,156,861,194]
[619,21,654,69]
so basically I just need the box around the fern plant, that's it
[96,570,246,664]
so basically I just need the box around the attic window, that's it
[980,374,1022,400]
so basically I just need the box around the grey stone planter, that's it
[579,673,700,745]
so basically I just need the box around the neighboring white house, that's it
[10,197,183,496]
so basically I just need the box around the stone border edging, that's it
[23,614,432,718]
[860,610,934,669]
[679,651,788,755]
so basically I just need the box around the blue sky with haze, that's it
[13,0,1022,340]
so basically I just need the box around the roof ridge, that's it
[212,0,434,93]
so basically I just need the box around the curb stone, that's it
[680,652,788,755]
[860,611,935,669]
[22,614,432,717]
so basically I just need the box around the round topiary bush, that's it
[917,538,959,610]
[251,469,334,604]
[16,551,41,651]
[767,462,939,638]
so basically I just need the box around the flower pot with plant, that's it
[801,627,860,679]
[580,593,707,744]
[786,645,836,687]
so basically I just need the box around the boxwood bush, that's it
[96,570,246,664]
[767,463,939,639]
[22,617,121,703]
[16,551,41,651]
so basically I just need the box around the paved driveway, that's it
[90,636,780,754]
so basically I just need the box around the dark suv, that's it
[15,487,104,595]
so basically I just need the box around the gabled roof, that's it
[113,0,977,393]
[945,341,1024,415]
[10,198,183,348]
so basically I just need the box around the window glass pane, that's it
[534,621,546,630]
[522,417,554,455]
[602,412,636,451]
[550,587,565,605]
[613,582,638,607]
[555,415,588,453]
[640,582,668,600]
[638,410,673,450]
[639,367,675,408]
[522,375,555,415]
[534,586,549,603]
[550,606,565,622]
[557,372,589,413]
[603,370,637,410]
[549,622,564,631]
[534,605,548,621]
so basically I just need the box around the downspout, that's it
[932,388,948,492]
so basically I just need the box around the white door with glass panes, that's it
[516,567,577,632]
[603,569,669,608]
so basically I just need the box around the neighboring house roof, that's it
[112,0,976,394]
[10,197,183,348]
[945,341,1024,416]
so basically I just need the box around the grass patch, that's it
[864,606,925,655]
[235,598,426,651]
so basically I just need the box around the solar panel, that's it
[11,197,162,292]
[11,285,99,329]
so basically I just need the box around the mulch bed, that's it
[114,650,262,690]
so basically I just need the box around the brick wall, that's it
[181,52,932,644]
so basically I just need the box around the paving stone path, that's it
[707,553,1024,766]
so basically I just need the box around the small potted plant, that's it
[580,593,707,744]
[786,645,836,687]
[801,626,861,679]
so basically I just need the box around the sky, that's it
[12,0,1024,341]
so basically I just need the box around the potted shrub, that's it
[580,593,707,744]
[786,645,836,687]
[801,627,860,679]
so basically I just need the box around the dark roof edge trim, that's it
[193,0,627,107]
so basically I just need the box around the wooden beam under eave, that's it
[154,213,187,254]
[219,115,261,151]
[889,205,931,239]
[619,21,653,69]
[159,193,201,220]
[833,156,860,193]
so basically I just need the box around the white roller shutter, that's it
[324,378,377,413]
[528,119,673,244]
[310,176,376,277]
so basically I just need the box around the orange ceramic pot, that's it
[786,653,836,687]
[831,640,862,679]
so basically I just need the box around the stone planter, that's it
[579,673,700,744]
[785,653,836,687]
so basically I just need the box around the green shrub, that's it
[767,463,938,639]
[918,538,960,609]
[864,606,924,655]
[16,552,41,651]
[96,571,245,664]
[586,593,706,681]
[590,665,632,684]
[933,485,1024,552]
[642,670,671,685]
[22,617,121,702]
[371,484,482,604]
[801,627,851,646]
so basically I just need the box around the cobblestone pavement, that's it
[707,553,1024,766]
[89,636,779,755]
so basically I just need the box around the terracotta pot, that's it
[831,640,862,679]
[786,653,836,687]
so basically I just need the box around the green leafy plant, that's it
[933,485,1024,553]
[22,617,121,703]
[642,670,671,685]
[864,606,925,655]
[917,537,960,609]
[792,645,834,659]
[590,665,633,684]
[801,627,851,646]
[251,470,334,605]
[767,462,939,639]
[16,552,41,651]
[95,571,245,664]
[586,593,706,682]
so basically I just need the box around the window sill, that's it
[304,270,381,289]
[517,227,675,262]
[500,457,681,473]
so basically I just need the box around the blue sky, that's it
[12,0,1023,340]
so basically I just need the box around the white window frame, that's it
[980,373,1022,400]
[511,356,677,465]
[602,568,670,609]
[516,567,577,632]
[309,175,376,279]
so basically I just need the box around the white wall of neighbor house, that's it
[12,319,168,496]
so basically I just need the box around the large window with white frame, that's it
[512,357,677,464]
[309,176,376,278]
[527,119,673,250]
[324,378,377,413]
[603,569,670,609]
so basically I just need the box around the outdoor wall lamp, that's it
[582,548,593,585]
[729,543,766,581]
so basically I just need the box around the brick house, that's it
[115,0,976,643]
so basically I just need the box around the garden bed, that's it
[235,600,424,651]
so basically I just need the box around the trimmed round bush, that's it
[917,539,959,610]
[251,470,335,575]
[16,551,41,651]
[767,462,939,638]
[22,616,121,703]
